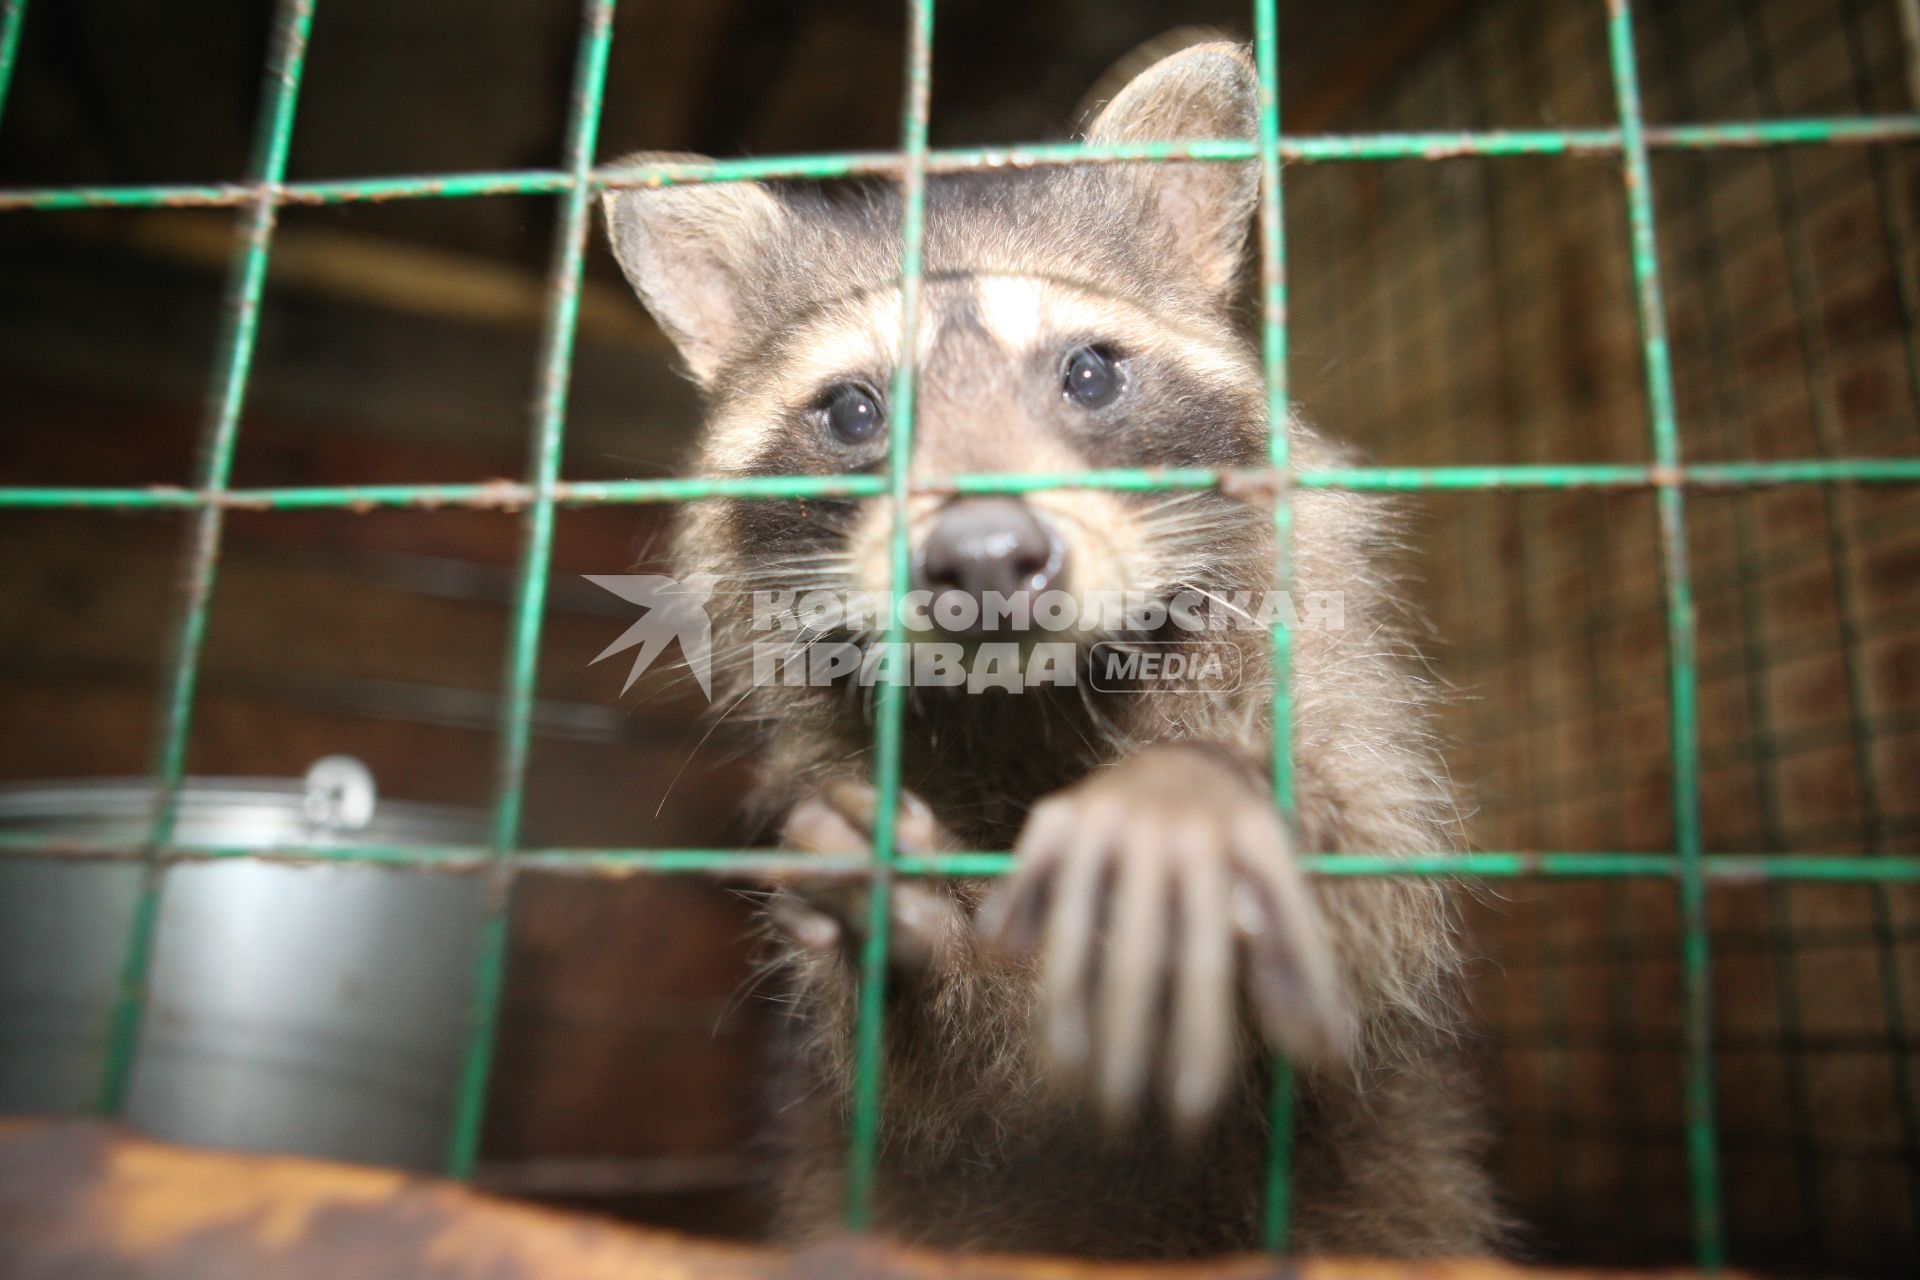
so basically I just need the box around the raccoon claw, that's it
[776,781,965,979]
[978,744,1355,1132]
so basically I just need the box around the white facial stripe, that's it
[782,287,957,386]
[790,315,894,387]
[973,276,1049,354]
[971,273,1252,382]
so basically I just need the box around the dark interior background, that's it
[1,0,1916,1272]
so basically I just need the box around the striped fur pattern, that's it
[603,41,1506,1260]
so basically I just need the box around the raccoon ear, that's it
[601,155,787,386]
[1084,42,1260,298]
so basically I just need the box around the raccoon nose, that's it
[915,498,1064,616]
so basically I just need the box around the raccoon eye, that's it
[823,383,884,444]
[1063,345,1122,409]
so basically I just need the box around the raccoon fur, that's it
[602,41,1505,1260]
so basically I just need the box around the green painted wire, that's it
[0,0,25,134]
[443,0,621,1183]
[844,0,936,1231]
[93,0,319,1120]
[6,117,1920,212]
[6,834,1920,883]
[3,458,1916,515]
[1658,2,1826,1238]
[1251,0,1301,1253]
[1605,0,1724,1267]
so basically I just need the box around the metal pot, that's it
[0,758,488,1170]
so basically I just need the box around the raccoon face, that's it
[604,43,1272,664]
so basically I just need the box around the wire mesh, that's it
[1288,0,1920,1268]
[0,0,1917,1267]
[93,0,319,1120]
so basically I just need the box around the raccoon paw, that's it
[775,780,967,980]
[977,743,1356,1131]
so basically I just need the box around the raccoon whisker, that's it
[701,629,803,670]
[689,626,846,712]
[703,628,847,687]
[1069,671,1125,755]
[1026,500,1149,598]
[1133,490,1237,521]
[723,959,786,1028]
[722,547,852,567]
[1170,581,1263,631]
[738,500,876,541]
[727,884,776,908]
[715,582,859,611]
[1133,489,1214,514]
[1125,495,1222,531]
[728,556,856,577]
[652,680,768,818]
[720,926,803,1031]
[749,549,856,563]
[1138,489,1246,516]
[719,572,856,595]
[708,610,848,644]
[727,566,852,582]
[1139,513,1252,544]
[1137,505,1237,529]
[611,630,787,709]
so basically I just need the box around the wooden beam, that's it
[49,211,663,351]
[1,1118,1733,1280]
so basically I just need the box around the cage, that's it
[0,0,1917,1275]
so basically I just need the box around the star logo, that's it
[583,573,718,699]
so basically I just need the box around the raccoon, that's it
[603,42,1504,1259]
